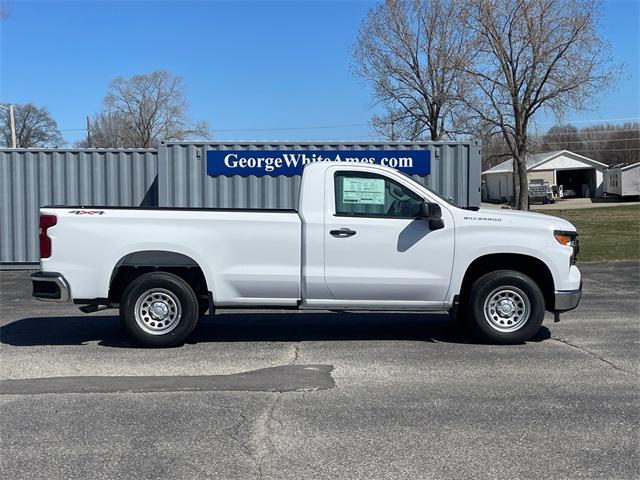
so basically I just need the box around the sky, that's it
[0,0,638,145]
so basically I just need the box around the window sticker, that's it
[342,177,385,205]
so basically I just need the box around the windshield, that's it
[394,170,457,206]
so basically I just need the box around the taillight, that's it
[39,214,57,259]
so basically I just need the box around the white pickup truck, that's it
[32,162,581,346]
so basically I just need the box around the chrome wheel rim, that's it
[483,286,530,333]
[134,288,181,335]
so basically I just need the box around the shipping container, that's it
[158,141,481,209]
[0,149,158,267]
[0,140,480,267]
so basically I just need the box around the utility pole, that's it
[9,104,17,148]
[86,115,92,147]
[1,104,17,148]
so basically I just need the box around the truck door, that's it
[323,167,454,304]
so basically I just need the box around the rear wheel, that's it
[120,272,199,347]
[468,270,545,344]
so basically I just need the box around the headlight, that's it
[554,230,579,264]
[554,230,577,247]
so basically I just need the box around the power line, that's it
[57,123,372,133]
[57,121,639,135]
[573,148,640,152]
[207,118,640,132]
[536,136,640,145]
[484,148,640,155]
[533,128,640,135]
[534,116,640,125]
[209,123,369,132]
[57,126,638,136]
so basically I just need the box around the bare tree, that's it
[580,122,640,165]
[540,124,584,152]
[76,112,137,148]
[601,122,640,165]
[95,70,209,148]
[353,0,474,141]
[462,0,617,209]
[0,0,9,20]
[0,103,63,148]
[480,131,512,170]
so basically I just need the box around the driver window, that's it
[334,171,423,218]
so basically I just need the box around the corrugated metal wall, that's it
[159,142,481,209]
[0,149,158,265]
[0,142,480,266]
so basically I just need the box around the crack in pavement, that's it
[253,343,300,480]
[254,394,280,480]
[550,337,637,377]
[222,412,259,475]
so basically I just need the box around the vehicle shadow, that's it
[0,311,551,347]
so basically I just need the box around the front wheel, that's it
[120,272,199,347]
[467,270,545,344]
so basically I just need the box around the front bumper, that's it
[31,271,71,302]
[554,281,582,312]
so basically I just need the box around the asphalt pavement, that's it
[1,262,638,479]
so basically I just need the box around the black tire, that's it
[120,272,199,347]
[467,270,545,344]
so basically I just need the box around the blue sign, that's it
[206,150,431,177]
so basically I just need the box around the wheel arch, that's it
[458,253,556,311]
[108,250,210,305]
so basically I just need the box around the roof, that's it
[605,162,640,170]
[482,150,607,174]
[621,162,640,171]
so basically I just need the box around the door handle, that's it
[330,228,357,238]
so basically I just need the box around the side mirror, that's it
[420,201,442,219]
[420,201,444,230]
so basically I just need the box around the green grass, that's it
[540,205,640,262]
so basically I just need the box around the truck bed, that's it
[41,206,302,305]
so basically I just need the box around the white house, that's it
[482,150,607,201]
[604,162,640,197]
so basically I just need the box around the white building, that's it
[604,162,640,197]
[482,150,607,201]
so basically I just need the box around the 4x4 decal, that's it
[68,210,105,215]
